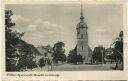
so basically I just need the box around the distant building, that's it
[34,46,45,64]
[36,45,53,64]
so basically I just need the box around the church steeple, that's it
[76,3,89,64]
[77,4,87,28]
[80,4,84,21]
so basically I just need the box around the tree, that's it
[92,46,105,64]
[67,46,83,64]
[17,41,37,70]
[5,10,24,71]
[112,31,123,69]
[114,31,123,53]
[77,54,83,63]
[67,49,77,64]
[52,41,66,64]
[5,10,37,71]
[105,48,116,64]
[60,54,66,63]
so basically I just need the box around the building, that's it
[36,45,53,65]
[34,46,46,64]
[76,5,91,64]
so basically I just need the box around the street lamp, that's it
[101,50,104,66]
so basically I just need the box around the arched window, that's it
[82,46,83,50]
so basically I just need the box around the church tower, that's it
[76,4,89,64]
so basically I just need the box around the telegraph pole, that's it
[101,50,104,66]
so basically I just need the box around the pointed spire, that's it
[77,2,88,29]
[80,3,84,20]
[81,3,83,17]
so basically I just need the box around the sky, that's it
[6,4,123,54]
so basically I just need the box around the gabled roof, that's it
[36,47,47,55]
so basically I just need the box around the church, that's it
[76,5,92,64]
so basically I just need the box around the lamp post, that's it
[101,50,104,66]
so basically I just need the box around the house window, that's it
[82,46,83,50]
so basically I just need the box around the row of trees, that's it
[66,30,123,69]
[92,31,123,69]
[37,42,83,65]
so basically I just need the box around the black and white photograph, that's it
[5,3,123,71]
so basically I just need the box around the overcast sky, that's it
[6,4,123,54]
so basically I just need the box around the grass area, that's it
[25,64,119,71]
